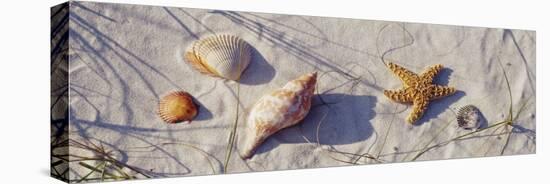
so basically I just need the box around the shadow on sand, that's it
[241,94,377,157]
[239,47,276,85]
[414,68,465,126]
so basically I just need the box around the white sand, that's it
[65,1,535,180]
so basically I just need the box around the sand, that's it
[61,1,535,180]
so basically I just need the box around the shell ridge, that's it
[185,35,252,81]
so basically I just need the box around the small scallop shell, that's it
[456,105,482,130]
[158,91,198,124]
[240,72,317,159]
[185,35,252,81]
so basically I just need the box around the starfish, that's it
[384,62,456,124]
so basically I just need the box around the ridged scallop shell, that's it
[240,72,317,159]
[185,35,252,81]
[456,105,482,130]
[158,91,198,124]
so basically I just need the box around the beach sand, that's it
[58,1,535,181]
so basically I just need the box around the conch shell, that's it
[240,72,317,159]
[184,35,252,81]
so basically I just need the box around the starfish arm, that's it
[387,62,419,86]
[407,96,429,124]
[420,64,443,82]
[384,89,413,103]
[431,85,456,99]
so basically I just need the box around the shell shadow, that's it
[414,91,465,126]
[248,94,376,157]
[190,97,213,121]
[239,47,275,85]
[476,110,489,129]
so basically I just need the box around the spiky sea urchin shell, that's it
[158,91,198,124]
[457,105,482,130]
[184,35,252,81]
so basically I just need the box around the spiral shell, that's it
[240,72,317,159]
[185,35,252,81]
[158,91,198,124]
[456,105,482,130]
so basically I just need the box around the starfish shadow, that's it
[433,68,453,85]
[414,90,465,126]
[414,68,465,126]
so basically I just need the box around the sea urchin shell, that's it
[158,91,198,124]
[456,105,482,130]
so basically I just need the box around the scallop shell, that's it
[158,91,198,124]
[456,105,482,130]
[185,35,252,81]
[240,72,317,159]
